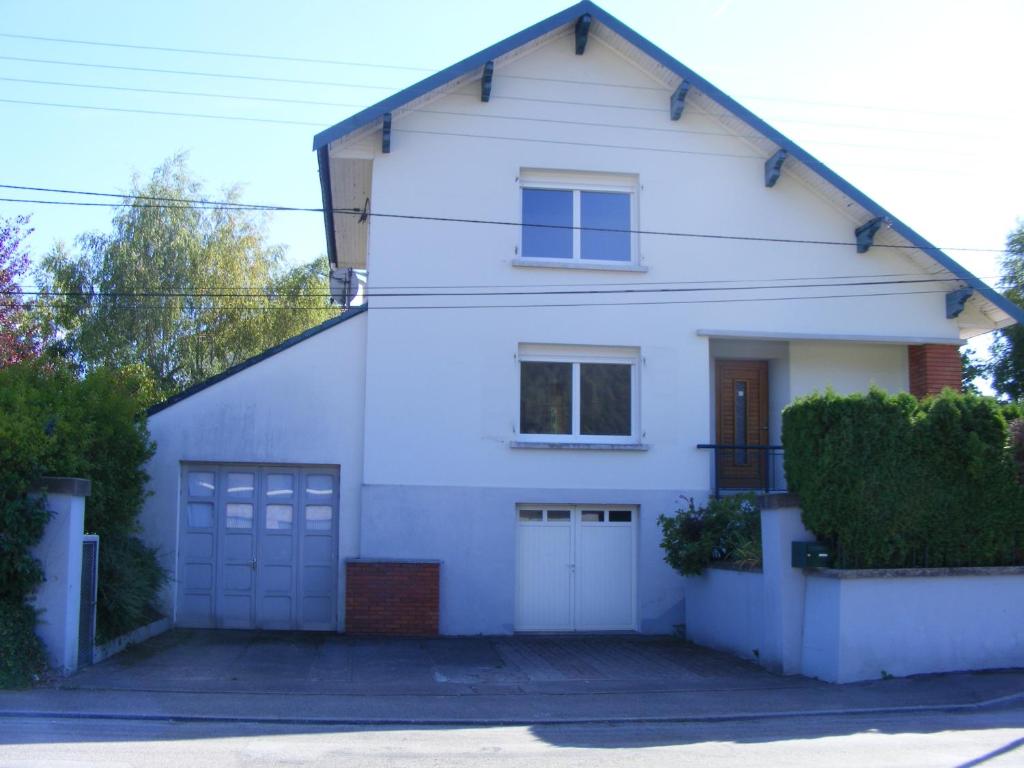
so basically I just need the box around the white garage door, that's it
[178,464,339,631]
[515,506,636,631]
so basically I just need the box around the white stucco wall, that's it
[790,341,909,398]
[354,32,959,494]
[684,568,764,661]
[139,311,367,626]
[801,571,1024,683]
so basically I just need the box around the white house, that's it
[140,1,1023,637]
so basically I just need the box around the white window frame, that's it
[517,344,640,445]
[519,170,639,266]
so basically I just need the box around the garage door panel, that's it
[516,520,573,631]
[576,524,635,630]
[184,563,213,590]
[516,506,636,632]
[178,464,339,631]
[185,531,214,559]
[303,565,333,593]
[303,596,332,625]
[180,594,213,626]
[221,594,253,628]
[261,596,292,627]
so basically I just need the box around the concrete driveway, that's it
[60,629,805,696]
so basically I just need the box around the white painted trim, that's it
[510,258,649,273]
[697,329,965,346]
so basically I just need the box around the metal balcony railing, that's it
[696,443,786,497]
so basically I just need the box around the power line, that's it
[0,77,368,110]
[14,275,975,300]
[0,55,406,90]
[1,30,1014,123]
[0,32,435,72]
[0,98,321,127]
[0,184,1008,254]
[0,78,988,154]
[24,287,954,311]
[0,84,993,157]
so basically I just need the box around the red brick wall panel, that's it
[908,344,962,397]
[345,561,440,636]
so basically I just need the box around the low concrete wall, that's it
[802,568,1024,683]
[685,565,764,662]
[92,617,172,665]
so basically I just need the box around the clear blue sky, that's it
[2,1,1021,323]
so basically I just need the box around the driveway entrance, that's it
[61,629,802,696]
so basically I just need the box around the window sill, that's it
[511,258,648,273]
[510,441,650,452]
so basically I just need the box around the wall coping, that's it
[34,476,92,497]
[758,492,800,510]
[346,558,442,565]
[708,561,763,574]
[807,565,1024,579]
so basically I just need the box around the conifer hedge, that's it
[783,388,1024,569]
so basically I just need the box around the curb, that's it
[2,690,1022,728]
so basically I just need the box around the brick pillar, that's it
[907,344,962,397]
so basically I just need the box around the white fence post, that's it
[29,477,92,676]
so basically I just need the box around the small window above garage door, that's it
[178,464,340,631]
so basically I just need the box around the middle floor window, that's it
[518,346,638,443]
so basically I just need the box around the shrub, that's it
[783,387,1024,569]
[0,359,165,676]
[658,494,761,576]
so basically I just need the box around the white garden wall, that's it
[684,501,1024,683]
[802,569,1024,683]
[684,566,763,662]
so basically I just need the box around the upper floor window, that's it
[520,171,637,264]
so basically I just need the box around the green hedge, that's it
[658,494,762,576]
[783,388,1024,569]
[0,359,165,686]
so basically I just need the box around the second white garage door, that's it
[515,505,637,631]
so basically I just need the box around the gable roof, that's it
[147,304,367,417]
[313,0,1023,331]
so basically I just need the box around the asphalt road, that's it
[1,707,1023,767]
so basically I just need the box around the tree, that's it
[0,215,38,366]
[989,222,1024,400]
[961,348,985,395]
[36,155,337,404]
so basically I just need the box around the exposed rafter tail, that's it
[670,81,690,120]
[575,13,592,54]
[855,217,885,253]
[481,60,494,102]
[382,112,392,154]
[764,149,787,188]
[946,287,974,319]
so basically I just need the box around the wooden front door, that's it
[715,360,769,490]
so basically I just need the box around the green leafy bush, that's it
[783,387,1024,569]
[0,359,165,679]
[658,494,761,576]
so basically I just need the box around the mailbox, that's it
[792,541,830,568]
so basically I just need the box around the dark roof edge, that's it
[311,0,1022,327]
[146,304,368,417]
